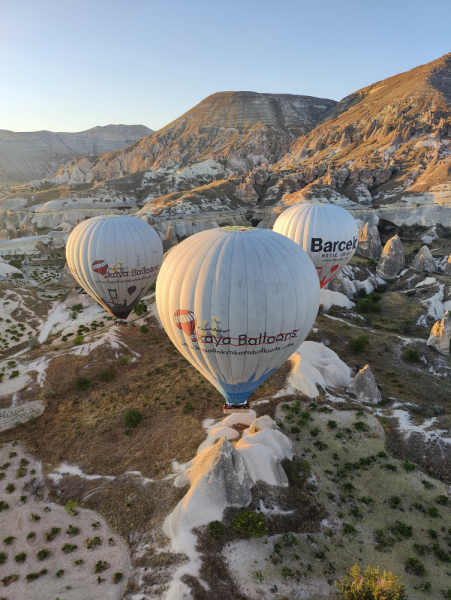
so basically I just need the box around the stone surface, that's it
[427,310,451,353]
[0,124,152,183]
[376,234,405,278]
[162,224,178,253]
[411,245,436,272]
[347,364,382,404]
[328,272,357,299]
[356,221,383,260]
[444,254,451,276]
[58,262,77,287]
[165,438,252,544]
[65,289,92,309]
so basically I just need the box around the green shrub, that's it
[25,569,47,581]
[232,511,268,538]
[348,334,369,354]
[123,409,143,429]
[118,354,131,366]
[403,459,416,472]
[14,551,26,563]
[140,325,149,334]
[28,336,39,349]
[1,573,19,586]
[113,572,123,583]
[45,526,60,541]
[402,348,421,362]
[208,520,224,539]
[405,557,425,576]
[99,369,115,382]
[56,568,64,577]
[94,560,109,573]
[72,334,84,345]
[183,402,194,414]
[86,536,101,549]
[133,301,147,316]
[66,524,80,536]
[36,548,50,560]
[0,552,6,564]
[357,298,380,313]
[65,500,78,515]
[335,564,407,600]
[75,377,91,390]
[342,523,358,536]
[61,543,77,554]
[436,495,450,506]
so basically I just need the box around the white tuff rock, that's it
[427,310,451,354]
[356,221,383,260]
[58,263,77,287]
[347,364,382,405]
[162,224,178,253]
[376,234,405,278]
[411,245,436,272]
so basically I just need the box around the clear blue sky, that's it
[1,0,450,133]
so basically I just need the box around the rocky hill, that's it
[0,124,153,184]
[42,92,338,186]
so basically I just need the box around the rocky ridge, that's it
[0,124,152,184]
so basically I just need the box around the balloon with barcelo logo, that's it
[273,203,359,288]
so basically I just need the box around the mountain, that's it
[44,92,337,185]
[272,53,451,203]
[0,124,153,184]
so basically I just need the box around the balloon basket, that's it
[223,403,250,415]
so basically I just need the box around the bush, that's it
[405,557,425,576]
[14,551,26,563]
[402,348,421,363]
[232,511,268,538]
[118,354,131,366]
[75,377,91,391]
[86,536,101,549]
[72,334,84,345]
[133,301,147,316]
[113,572,123,583]
[123,409,143,429]
[65,500,78,515]
[208,520,224,538]
[28,336,39,349]
[36,548,50,560]
[99,369,115,382]
[357,298,380,313]
[348,334,369,354]
[140,325,149,334]
[335,564,408,600]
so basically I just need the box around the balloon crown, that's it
[221,226,255,232]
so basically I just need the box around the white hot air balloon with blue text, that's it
[66,215,163,319]
[156,226,320,408]
[273,203,359,288]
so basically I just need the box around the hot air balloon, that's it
[66,215,163,319]
[156,226,320,411]
[273,203,359,288]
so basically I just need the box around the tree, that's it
[335,564,408,600]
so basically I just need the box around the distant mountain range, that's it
[0,124,153,184]
[1,53,451,240]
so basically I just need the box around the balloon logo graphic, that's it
[92,260,108,276]
[174,310,197,342]
[127,286,136,295]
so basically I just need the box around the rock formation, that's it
[65,289,92,309]
[58,263,78,287]
[165,438,252,544]
[376,234,405,278]
[427,311,451,353]
[356,221,383,260]
[347,364,382,404]
[411,245,436,272]
[0,124,152,183]
[328,272,357,299]
[444,254,451,275]
[162,224,178,253]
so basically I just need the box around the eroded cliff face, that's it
[0,124,153,184]
[3,55,451,239]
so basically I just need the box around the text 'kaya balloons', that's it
[66,215,163,319]
[156,226,320,405]
[273,203,359,288]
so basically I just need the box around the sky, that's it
[0,0,450,133]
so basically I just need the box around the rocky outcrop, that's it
[347,364,382,404]
[162,224,178,253]
[328,272,357,299]
[0,124,152,184]
[58,263,77,287]
[444,254,451,275]
[355,221,383,260]
[164,438,252,544]
[427,311,451,353]
[376,234,405,278]
[65,289,93,309]
[411,245,436,272]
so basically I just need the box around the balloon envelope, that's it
[156,226,320,405]
[273,203,359,288]
[66,216,163,319]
